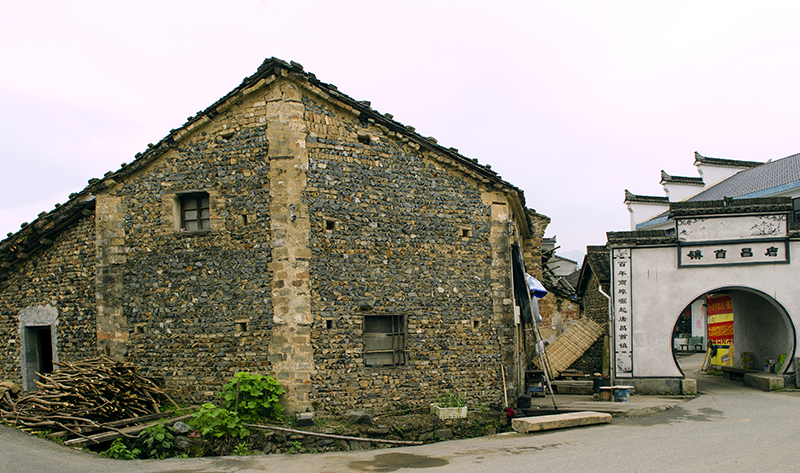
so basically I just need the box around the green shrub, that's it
[287,441,307,454]
[232,442,253,456]
[101,438,140,460]
[189,402,250,439]
[221,372,286,422]
[435,390,466,408]
[137,420,175,459]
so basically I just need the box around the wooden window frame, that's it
[363,314,407,367]
[180,192,210,232]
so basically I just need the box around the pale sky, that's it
[2,1,800,263]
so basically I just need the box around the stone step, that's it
[511,411,612,433]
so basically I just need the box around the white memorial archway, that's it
[607,198,798,393]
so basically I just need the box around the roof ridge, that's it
[660,170,704,186]
[624,189,669,204]
[694,151,763,169]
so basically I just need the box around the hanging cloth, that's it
[511,244,534,325]
[526,273,548,299]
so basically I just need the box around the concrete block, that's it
[743,373,785,391]
[512,411,612,433]
[681,378,697,395]
[630,378,681,395]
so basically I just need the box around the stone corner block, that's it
[681,378,697,395]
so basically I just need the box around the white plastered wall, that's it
[626,242,798,378]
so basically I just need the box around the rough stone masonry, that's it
[0,58,549,414]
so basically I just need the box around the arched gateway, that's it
[606,197,798,393]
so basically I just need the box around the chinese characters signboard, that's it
[678,240,789,267]
[612,248,633,377]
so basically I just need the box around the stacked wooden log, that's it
[0,356,181,444]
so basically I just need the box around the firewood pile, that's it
[0,356,184,444]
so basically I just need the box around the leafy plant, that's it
[101,438,140,460]
[138,420,175,459]
[189,402,250,439]
[232,442,253,456]
[287,441,307,454]
[435,390,466,408]
[221,372,286,422]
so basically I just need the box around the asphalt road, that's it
[3,359,799,473]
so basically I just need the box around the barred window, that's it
[363,314,406,367]
[180,193,210,231]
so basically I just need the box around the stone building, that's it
[571,245,610,375]
[536,241,581,346]
[0,58,549,414]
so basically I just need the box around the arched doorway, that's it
[607,197,800,393]
[671,287,796,380]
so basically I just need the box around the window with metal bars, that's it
[793,197,800,224]
[180,193,210,231]
[363,314,406,367]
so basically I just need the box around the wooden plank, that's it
[64,413,194,446]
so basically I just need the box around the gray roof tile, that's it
[689,153,800,201]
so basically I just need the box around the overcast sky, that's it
[2,1,799,263]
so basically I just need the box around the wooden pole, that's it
[500,364,509,408]
[243,423,423,446]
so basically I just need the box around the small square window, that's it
[363,314,406,367]
[235,321,248,333]
[325,219,336,232]
[181,193,210,231]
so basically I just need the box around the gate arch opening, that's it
[671,286,796,378]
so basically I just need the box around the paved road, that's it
[3,356,799,472]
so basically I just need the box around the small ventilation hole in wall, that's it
[325,220,336,231]
[473,320,481,329]
[134,325,145,335]
[235,322,248,333]
[461,228,472,238]
[326,320,333,330]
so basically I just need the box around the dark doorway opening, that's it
[24,325,54,390]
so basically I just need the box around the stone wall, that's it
[303,93,512,413]
[567,274,609,374]
[103,88,276,400]
[1,72,541,413]
[537,293,581,344]
[523,211,550,279]
[0,215,97,383]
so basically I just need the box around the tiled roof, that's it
[693,151,762,169]
[1,57,531,275]
[660,170,704,186]
[577,245,610,293]
[688,152,800,201]
[564,270,580,290]
[607,230,677,246]
[670,197,791,217]
[624,189,668,205]
[637,152,800,229]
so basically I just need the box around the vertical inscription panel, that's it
[612,248,633,378]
